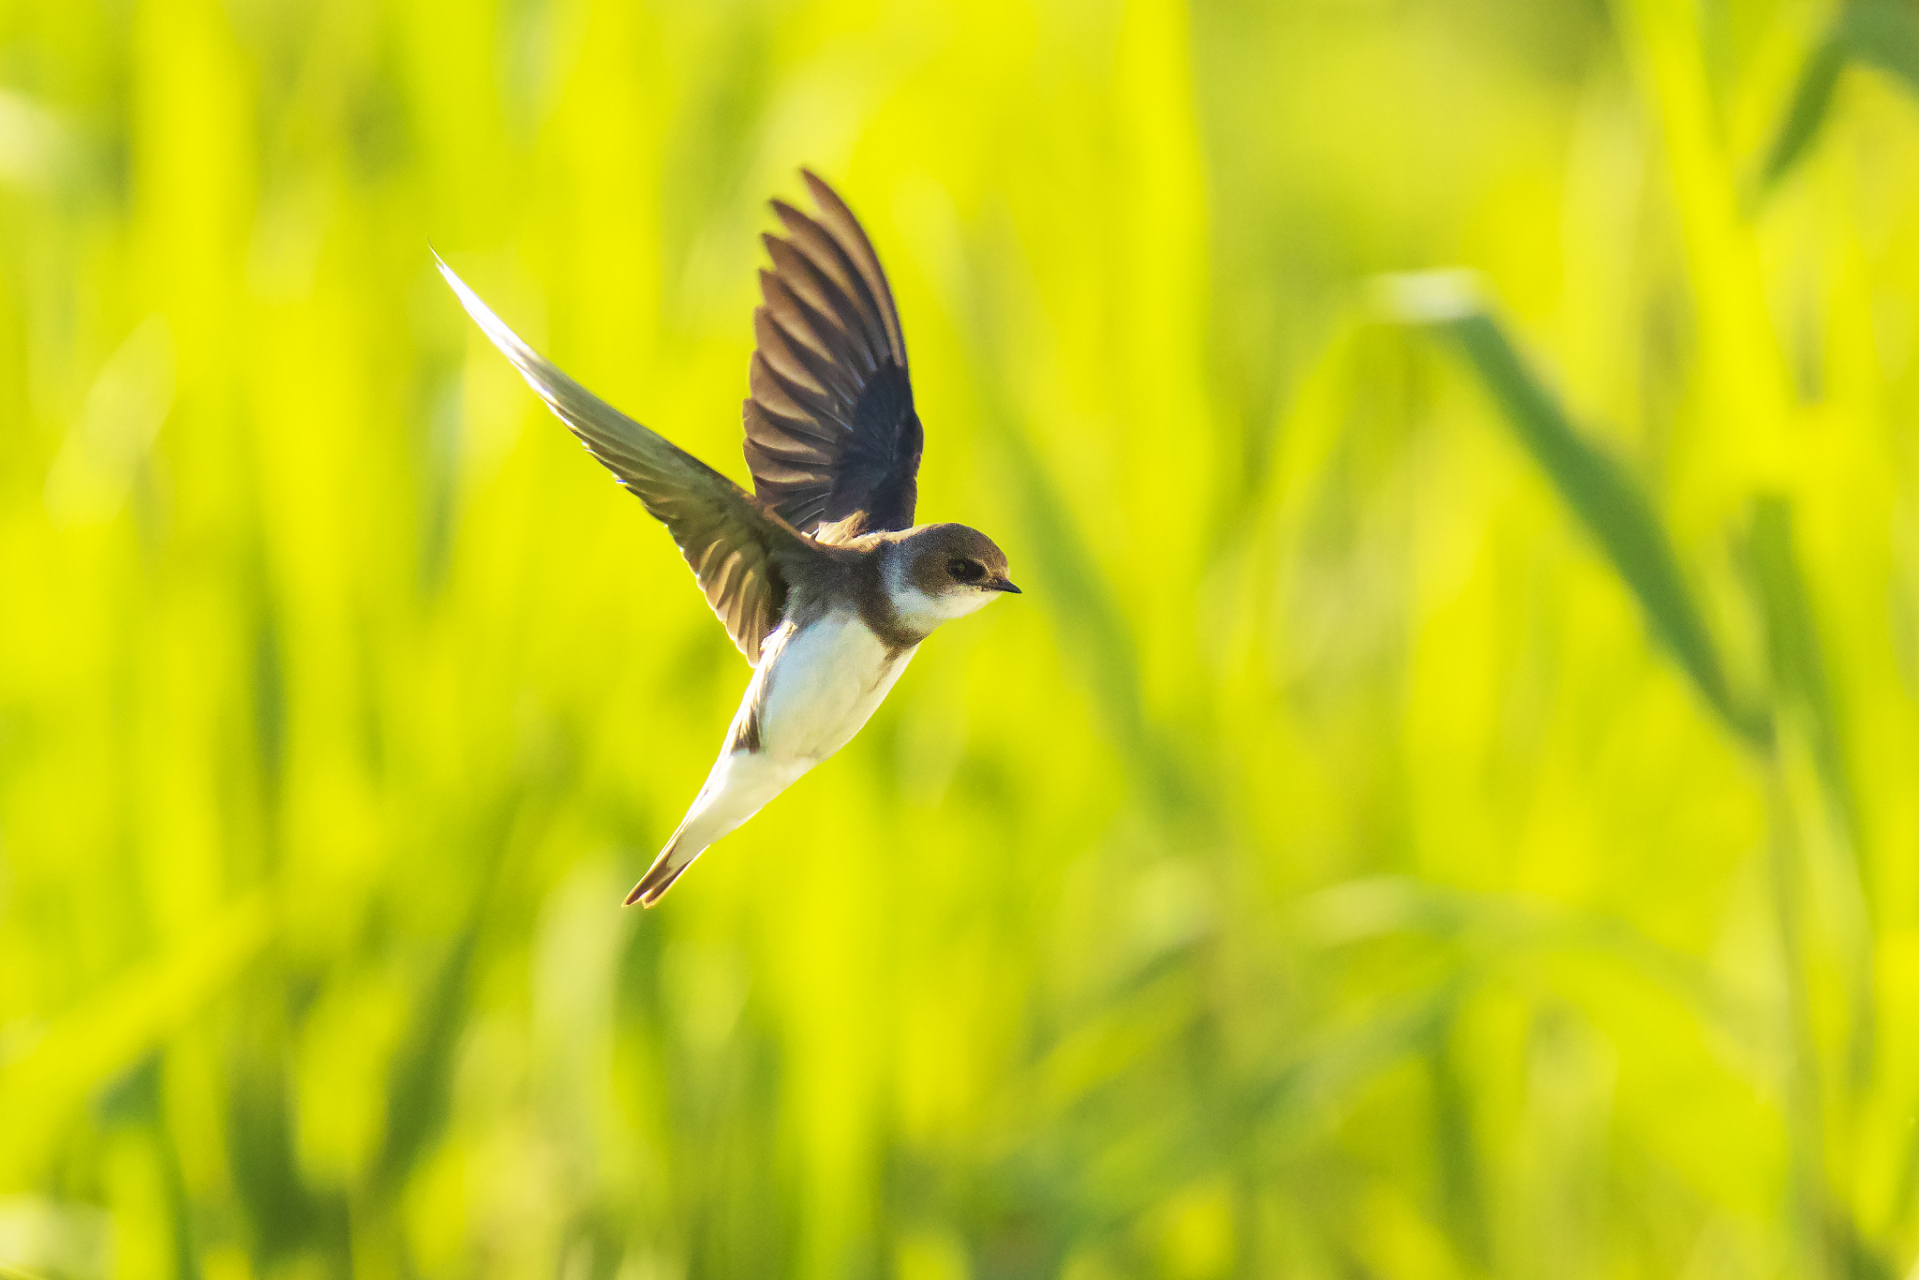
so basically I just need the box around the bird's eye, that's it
[948,558,986,582]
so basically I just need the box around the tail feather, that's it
[624,748,796,907]
[624,829,706,907]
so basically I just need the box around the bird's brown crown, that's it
[898,523,1017,597]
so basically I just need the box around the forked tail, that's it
[624,749,793,906]
[624,827,704,907]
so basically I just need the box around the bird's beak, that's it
[990,578,1022,594]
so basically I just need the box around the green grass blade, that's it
[955,237,1191,819]
[1760,0,1919,193]
[0,894,274,1182]
[1759,32,1848,192]
[1847,0,1919,89]
[1432,309,1763,744]
[1745,497,1857,839]
[373,919,481,1193]
[1744,496,1875,1103]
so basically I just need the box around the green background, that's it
[4,0,1919,1276]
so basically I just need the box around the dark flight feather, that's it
[438,256,813,663]
[742,170,922,540]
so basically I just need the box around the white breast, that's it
[759,612,915,764]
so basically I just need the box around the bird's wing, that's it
[742,170,923,539]
[440,257,816,663]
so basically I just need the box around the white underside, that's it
[659,612,915,875]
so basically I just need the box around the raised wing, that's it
[439,256,813,663]
[742,170,923,539]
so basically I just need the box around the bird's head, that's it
[886,523,1020,630]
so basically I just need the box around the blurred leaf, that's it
[1745,497,1857,840]
[1429,1033,1489,1270]
[0,90,71,193]
[1761,30,1852,192]
[225,1048,349,1272]
[1034,967,1200,1113]
[983,405,1160,794]
[957,235,1192,820]
[1297,876,1763,1050]
[1852,0,1919,82]
[1409,299,1765,746]
[1253,981,1467,1139]
[1744,496,1876,1108]
[371,919,481,1193]
[96,1061,201,1280]
[0,1197,104,1280]
[42,315,174,528]
[1761,0,1919,192]
[0,895,272,1185]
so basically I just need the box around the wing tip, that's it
[431,247,475,312]
[789,168,906,364]
[433,250,527,362]
[779,169,857,244]
[799,166,837,209]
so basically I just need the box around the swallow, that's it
[439,171,1019,906]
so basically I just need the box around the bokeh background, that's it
[6,0,1919,1275]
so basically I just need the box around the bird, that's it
[438,170,1020,907]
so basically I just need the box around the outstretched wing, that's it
[440,256,814,663]
[742,170,923,539]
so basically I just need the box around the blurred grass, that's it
[7,0,1919,1277]
[1760,0,1919,193]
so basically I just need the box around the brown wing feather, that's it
[741,170,923,538]
[439,256,815,663]
[800,170,907,361]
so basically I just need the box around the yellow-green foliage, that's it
[4,0,1919,1276]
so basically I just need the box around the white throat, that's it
[883,549,998,634]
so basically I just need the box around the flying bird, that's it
[438,171,1019,906]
